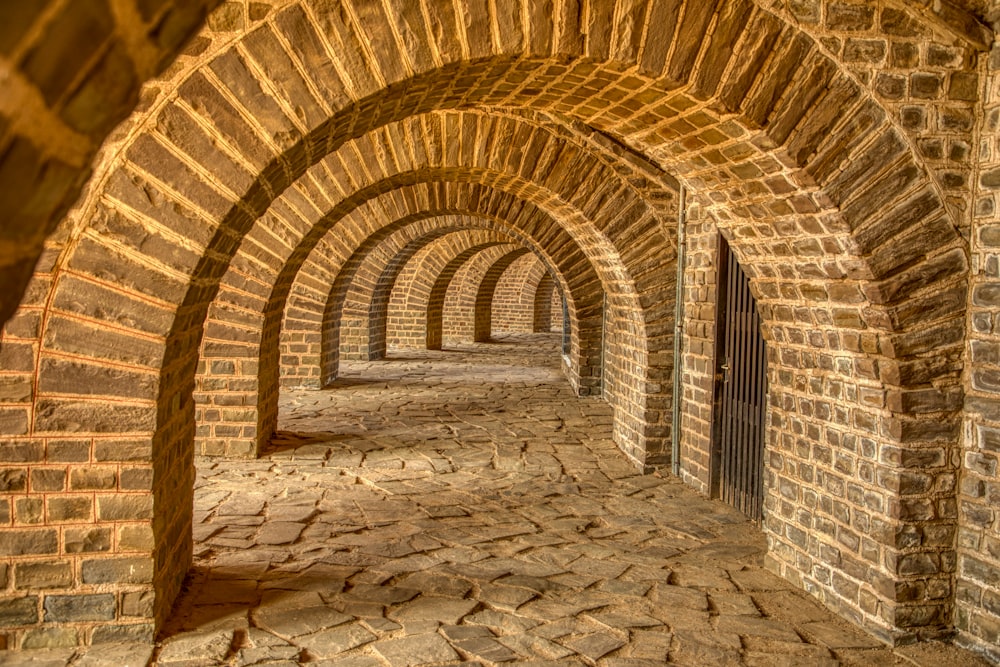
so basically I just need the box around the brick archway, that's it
[0,0,992,649]
[490,253,549,336]
[339,229,520,362]
[358,231,548,359]
[532,270,559,334]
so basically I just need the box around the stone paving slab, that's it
[154,335,1000,666]
[0,643,154,666]
[3,335,992,666]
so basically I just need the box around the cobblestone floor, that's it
[2,333,991,666]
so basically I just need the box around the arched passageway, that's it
[0,0,997,661]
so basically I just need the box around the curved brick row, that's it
[491,253,549,335]
[343,228,517,361]
[532,270,559,334]
[0,0,222,329]
[387,233,522,351]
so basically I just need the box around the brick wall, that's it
[548,283,564,334]
[0,0,220,330]
[677,204,718,496]
[492,253,547,334]
[957,37,1000,661]
[442,245,521,344]
[532,272,557,333]
[0,0,997,652]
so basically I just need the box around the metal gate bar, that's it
[713,239,767,523]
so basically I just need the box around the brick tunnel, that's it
[1,0,999,663]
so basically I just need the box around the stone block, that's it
[1,310,40,339]
[47,496,93,522]
[898,553,940,576]
[97,494,153,521]
[31,468,66,492]
[94,439,151,462]
[0,376,32,403]
[826,2,875,30]
[119,467,152,491]
[44,593,115,622]
[121,591,155,618]
[0,596,39,626]
[90,622,155,644]
[948,72,979,102]
[0,528,57,556]
[64,527,112,553]
[0,343,36,373]
[844,38,886,64]
[34,399,155,434]
[21,626,78,649]
[39,357,158,401]
[118,524,154,552]
[70,467,117,490]
[16,496,43,524]
[0,468,26,492]
[874,73,905,99]
[981,169,1000,190]
[46,440,91,463]
[879,7,920,36]
[894,603,946,628]
[14,560,73,589]
[82,557,153,584]
[44,315,163,369]
[0,408,29,436]
[910,73,943,99]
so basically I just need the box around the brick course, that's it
[0,0,996,655]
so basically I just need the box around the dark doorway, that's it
[710,237,767,523]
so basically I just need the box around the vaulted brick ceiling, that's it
[0,0,997,652]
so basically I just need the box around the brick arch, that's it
[439,245,527,346]
[0,0,982,645]
[489,253,548,335]
[473,248,532,343]
[357,229,549,362]
[390,239,511,352]
[532,271,557,334]
[191,104,676,464]
[335,224,508,364]
[426,243,518,350]
[0,0,222,328]
[340,228,527,363]
[254,167,659,461]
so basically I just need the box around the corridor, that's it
[4,333,976,666]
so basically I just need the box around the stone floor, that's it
[1,333,992,666]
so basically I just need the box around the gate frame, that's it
[708,235,768,523]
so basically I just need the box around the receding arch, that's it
[473,247,532,343]
[362,230,549,361]
[1,0,981,645]
[533,272,557,334]
[427,243,516,351]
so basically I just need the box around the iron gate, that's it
[711,237,767,523]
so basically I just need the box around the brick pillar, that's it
[957,39,1000,659]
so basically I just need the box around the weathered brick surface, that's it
[382,229,524,351]
[956,36,1000,663]
[0,0,221,328]
[483,252,547,335]
[0,0,995,654]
